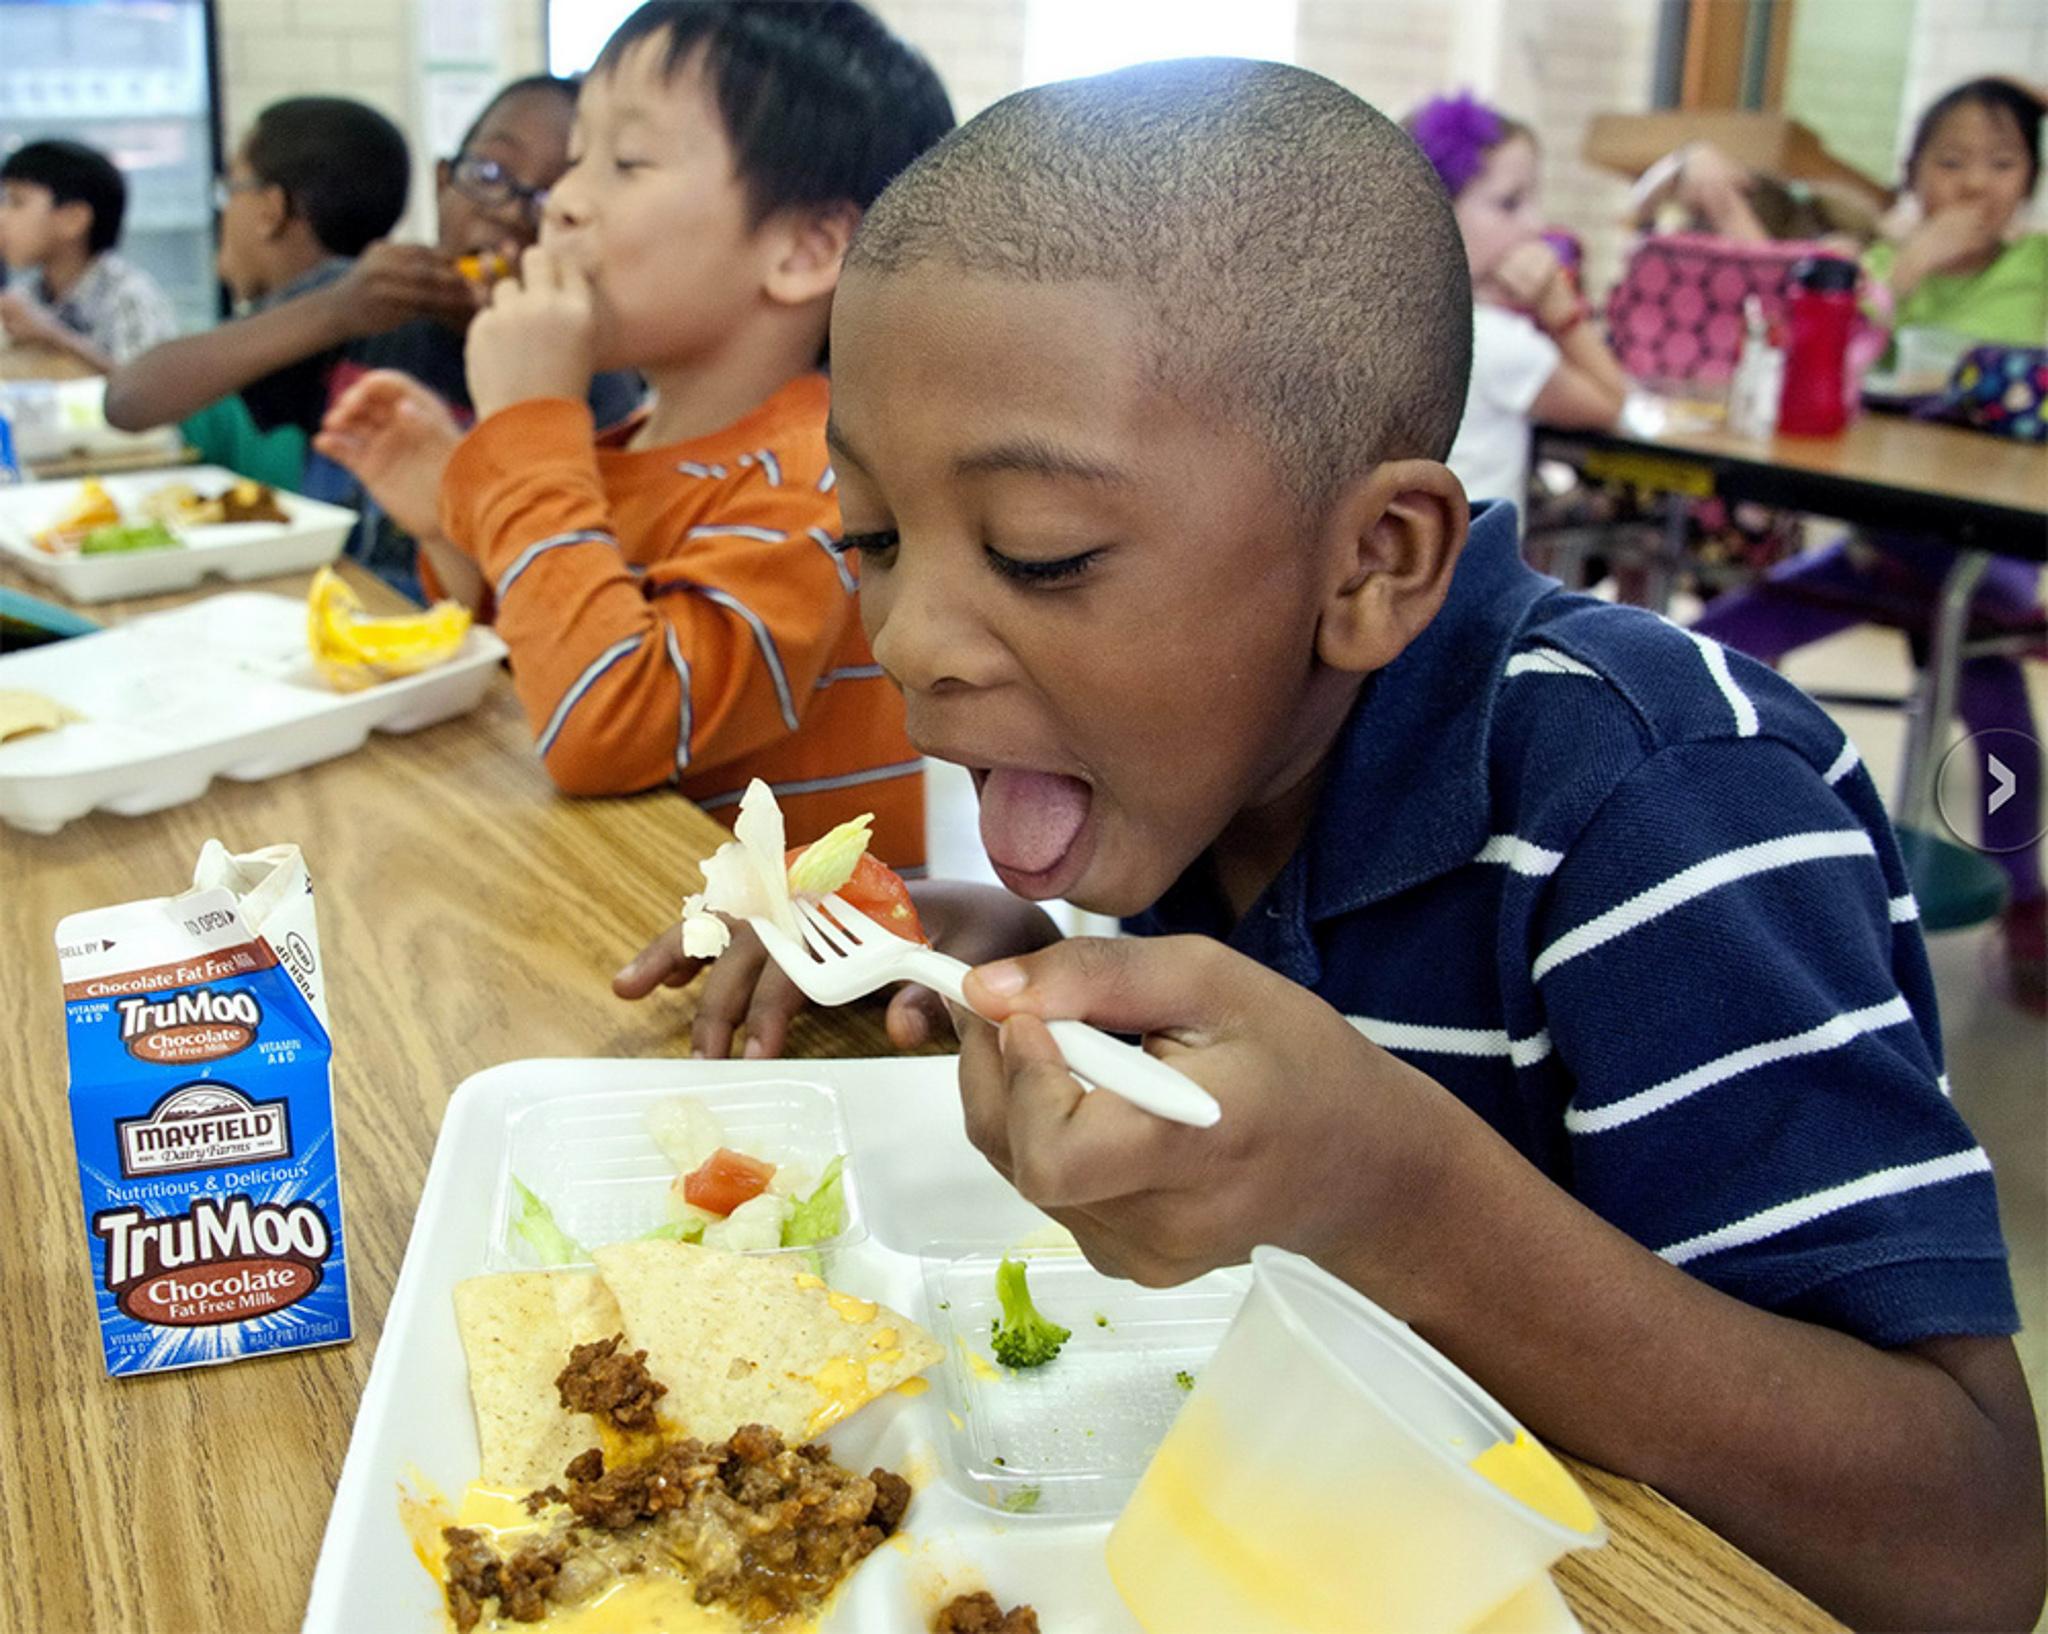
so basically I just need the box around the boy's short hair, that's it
[0,138,126,255]
[848,59,1473,514]
[454,73,579,160]
[245,97,410,257]
[594,1,955,225]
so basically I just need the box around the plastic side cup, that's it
[1105,1247,1606,1634]
[1892,326,1974,393]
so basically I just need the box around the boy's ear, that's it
[255,182,293,242]
[1314,460,1468,674]
[761,202,860,309]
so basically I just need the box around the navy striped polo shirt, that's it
[1129,500,2017,1347]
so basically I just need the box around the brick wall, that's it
[215,0,541,241]
[1293,0,1650,297]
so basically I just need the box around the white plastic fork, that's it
[746,893,1222,1128]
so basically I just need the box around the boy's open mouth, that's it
[971,766,1096,899]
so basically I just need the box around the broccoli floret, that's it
[1173,1369,1196,1392]
[989,1257,1070,1369]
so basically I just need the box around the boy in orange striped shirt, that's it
[316,2,952,864]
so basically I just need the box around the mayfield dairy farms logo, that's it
[118,987,261,1065]
[92,1195,330,1327]
[116,1083,291,1178]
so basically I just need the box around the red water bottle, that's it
[1776,255,1858,436]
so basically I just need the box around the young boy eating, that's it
[0,138,177,371]
[105,77,640,597]
[317,0,952,863]
[98,96,419,492]
[640,60,2043,1628]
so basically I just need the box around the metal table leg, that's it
[1897,548,1991,835]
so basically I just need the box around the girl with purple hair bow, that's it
[1404,91,1627,522]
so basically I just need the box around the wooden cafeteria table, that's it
[0,565,1842,1633]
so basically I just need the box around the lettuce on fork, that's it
[679,780,876,958]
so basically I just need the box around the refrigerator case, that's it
[0,0,220,335]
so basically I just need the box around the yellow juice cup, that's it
[1105,1248,1605,1633]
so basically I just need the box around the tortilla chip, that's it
[452,1270,624,1488]
[0,689,81,743]
[591,1240,942,1445]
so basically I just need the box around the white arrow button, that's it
[1988,754,2016,818]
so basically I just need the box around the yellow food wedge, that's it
[35,477,122,552]
[306,566,472,692]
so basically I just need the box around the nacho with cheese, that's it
[592,1240,941,1444]
[428,1242,940,1631]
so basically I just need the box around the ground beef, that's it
[554,1333,668,1431]
[439,1527,569,1629]
[565,1435,721,1530]
[497,1541,568,1622]
[442,1528,500,1633]
[868,1468,912,1536]
[934,1590,1041,1634]
[447,1418,914,1629]
[555,1423,908,1625]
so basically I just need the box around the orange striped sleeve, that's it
[437,395,860,797]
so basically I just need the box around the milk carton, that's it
[57,842,351,1378]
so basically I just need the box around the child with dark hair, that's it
[318,1,954,862]
[104,82,638,597]
[1406,93,1627,515]
[0,137,176,370]
[1693,76,2048,1012]
[100,96,423,493]
[642,60,2043,1630]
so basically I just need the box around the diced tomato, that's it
[682,1147,777,1217]
[783,847,930,944]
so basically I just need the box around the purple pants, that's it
[1692,538,2044,904]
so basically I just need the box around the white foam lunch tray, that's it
[0,465,356,602]
[0,591,507,834]
[303,1056,1585,1633]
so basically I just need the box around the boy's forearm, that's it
[1556,321,1628,411]
[104,287,352,429]
[1331,1095,2044,1631]
[417,531,487,614]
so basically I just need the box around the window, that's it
[1022,0,1296,87]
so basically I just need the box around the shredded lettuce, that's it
[780,1155,847,1250]
[786,813,874,898]
[639,1216,707,1244]
[509,1176,584,1265]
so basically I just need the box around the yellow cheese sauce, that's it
[1468,1431,1600,1534]
[403,1479,820,1634]
[790,1272,879,1326]
[956,1337,1002,1382]
[801,1355,873,1437]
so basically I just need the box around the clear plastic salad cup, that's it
[1105,1247,1606,1634]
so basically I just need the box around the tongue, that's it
[978,769,1092,876]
